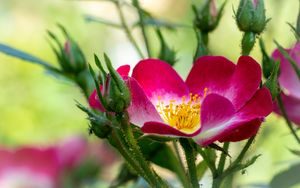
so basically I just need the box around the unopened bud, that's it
[236,0,266,34]
[194,0,226,33]
[63,40,87,74]
[104,54,131,113]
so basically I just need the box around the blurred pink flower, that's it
[0,147,60,188]
[272,42,300,126]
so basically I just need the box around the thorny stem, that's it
[180,138,199,188]
[277,95,300,144]
[172,141,191,188]
[116,112,169,188]
[114,1,145,58]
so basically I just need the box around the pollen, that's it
[156,89,208,133]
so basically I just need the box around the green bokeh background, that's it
[0,0,299,187]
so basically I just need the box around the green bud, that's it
[104,54,131,113]
[89,117,112,138]
[63,40,87,74]
[236,0,266,34]
[241,31,256,55]
[48,27,87,74]
[193,0,226,33]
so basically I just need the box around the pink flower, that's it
[57,136,118,170]
[0,147,60,188]
[89,56,272,146]
[272,43,300,126]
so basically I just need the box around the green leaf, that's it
[84,15,122,29]
[138,137,187,187]
[0,43,60,73]
[196,160,208,180]
[288,148,300,157]
[270,163,300,188]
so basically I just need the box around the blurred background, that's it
[0,0,299,187]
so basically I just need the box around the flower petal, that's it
[186,56,261,110]
[227,56,262,109]
[141,121,200,137]
[193,94,235,146]
[272,43,300,98]
[194,88,272,146]
[126,77,163,127]
[218,118,261,142]
[186,56,235,97]
[117,65,130,77]
[273,93,300,126]
[132,59,189,103]
[216,88,272,143]
[88,87,105,112]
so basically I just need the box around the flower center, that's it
[156,89,207,133]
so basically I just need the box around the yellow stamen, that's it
[156,90,208,133]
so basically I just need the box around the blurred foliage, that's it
[1,0,300,187]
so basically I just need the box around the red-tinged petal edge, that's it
[141,121,201,137]
[132,59,189,103]
[126,77,163,127]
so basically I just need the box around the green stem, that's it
[115,1,145,58]
[213,137,255,187]
[109,129,147,179]
[117,112,168,188]
[172,141,191,188]
[196,147,217,176]
[234,136,255,164]
[277,95,300,144]
[133,0,151,57]
[217,142,229,174]
[180,138,199,188]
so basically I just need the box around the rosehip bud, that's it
[63,40,87,74]
[104,54,131,113]
[236,0,266,34]
[194,0,226,33]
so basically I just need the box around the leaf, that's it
[196,160,208,180]
[84,15,122,29]
[138,137,187,186]
[209,143,231,157]
[288,148,300,157]
[270,163,300,188]
[0,43,60,73]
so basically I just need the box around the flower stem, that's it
[180,138,199,188]
[116,112,168,187]
[277,95,300,144]
[132,0,151,57]
[217,142,229,174]
[115,1,145,59]
[172,141,191,188]
[234,136,255,165]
